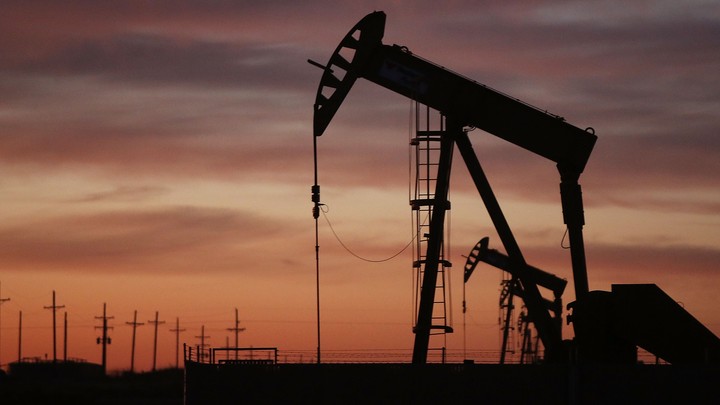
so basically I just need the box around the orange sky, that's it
[1,1,719,372]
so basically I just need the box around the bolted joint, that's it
[311,185,320,203]
[560,180,585,227]
[311,185,322,219]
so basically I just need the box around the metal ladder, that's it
[411,104,453,362]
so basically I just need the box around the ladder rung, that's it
[412,259,452,268]
[410,199,450,210]
[416,130,446,137]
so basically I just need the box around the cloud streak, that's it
[0,206,292,274]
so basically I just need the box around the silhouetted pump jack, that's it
[311,11,720,365]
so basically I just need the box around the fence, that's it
[184,344,514,365]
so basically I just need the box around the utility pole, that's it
[125,310,144,373]
[63,312,68,362]
[44,290,65,363]
[195,325,210,362]
[95,303,114,375]
[17,311,22,363]
[226,308,245,360]
[148,311,165,372]
[169,317,185,369]
[0,282,10,370]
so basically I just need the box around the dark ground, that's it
[0,368,183,405]
[185,362,720,405]
[4,362,718,404]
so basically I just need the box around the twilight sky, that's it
[1,0,719,371]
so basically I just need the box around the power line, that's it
[320,205,415,263]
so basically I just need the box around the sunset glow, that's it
[1,1,719,372]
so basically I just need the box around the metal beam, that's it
[454,131,562,361]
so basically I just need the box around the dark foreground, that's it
[186,361,719,404]
[0,368,183,405]
[2,361,717,404]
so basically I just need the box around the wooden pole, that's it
[63,312,68,362]
[148,311,165,371]
[17,311,22,363]
[126,310,144,373]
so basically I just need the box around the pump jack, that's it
[312,11,720,365]
[464,237,566,363]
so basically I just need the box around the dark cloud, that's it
[2,1,716,186]
[2,34,316,92]
[588,131,720,185]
